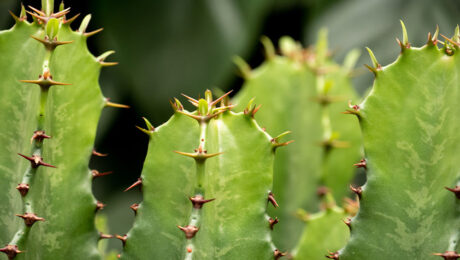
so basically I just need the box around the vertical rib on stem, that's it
[4,14,59,258]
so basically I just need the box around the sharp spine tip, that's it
[124,178,142,192]
[268,192,279,208]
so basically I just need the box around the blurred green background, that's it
[1,0,459,252]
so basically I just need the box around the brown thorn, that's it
[433,251,460,260]
[20,78,71,88]
[445,186,460,199]
[84,28,103,37]
[115,234,127,246]
[252,104,262,117]
[92,149,108,157]
[130,203,139,214]
[268,192,279,208]
[99,233,113,240]
[9,10,20,21]
[353,158,367,169]
[269,217,279,230]
[189,195,215,209]
[274,249,287,259]
[27,6,46,16]
[16,183,30,197]
[18,153,56,168]
[181,93,199,106]
[105,98,130,109]
[63,13,80,24]
[441,34,460,47]
[52,8,71,18]
[0,245,23,259]
[124,178,142,192]
[91,170,113,179]
[349,185,362,199]
[100,61,119,67]
[326,251,340,259]
[31,130,51,144]
[209,89,233,107]
[16,213,45,227]
[30,35,73,51]
[96,201,105,211]
[177,225,199,239]
[363,63,378,76]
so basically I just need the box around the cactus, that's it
[0,2,121,259]
[337,23,460,259]
[119,90,288,259]
[233,32,361,249]
[292,190,357,259]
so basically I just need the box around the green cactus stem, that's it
[0,2,123,259]
[338,23,460,259]
[292,189,356,259]
[233,32,361,250]
[120,90,288,259]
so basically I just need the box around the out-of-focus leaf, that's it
[305,0,460,93]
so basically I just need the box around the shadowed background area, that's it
[1,0,459,252]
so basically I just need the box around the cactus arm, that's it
[233,54,323,250]
[1,4,117,259]
[121,92,278,259]
[233,34,361,250]
[340,27,460,259]
[293,208,349,259]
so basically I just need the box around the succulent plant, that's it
[0,1,122,259]
[119,90,289,259]
[233,31,362,249]
[292,190,357,259]
[336,23,460,259]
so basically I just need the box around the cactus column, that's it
[233,32,361,250]
[0,2,121,259]
[338,24,460,259]
[120,91,288,259]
